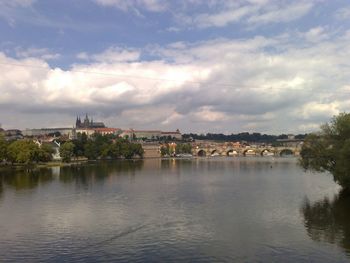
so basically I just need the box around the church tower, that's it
[83,113,90,127]
[76,116,82,128]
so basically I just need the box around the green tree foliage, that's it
[121,140,143,159]
[0,135,8,161]
[73,135,144,160]
[37,144,54,162]
[300,113,350,189]
[2,134,145,164]
[160,145,170,156]
[84,141,99,160]
[175,143,192,154]
[60,142,75,163]
[7,140,40,164]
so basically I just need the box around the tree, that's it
[37,144,54,162]
[7,140,40,164]
[160,145,170,156]
[0,134,8,162]
[132,143,144,158]
[300,113,350,189]
[175,143,192,154]
[60,142,75,163]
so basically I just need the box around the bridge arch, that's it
[279,149,294,156]
[260,149,274,156]
[210,149,219,156]
[226,149,238,156]
[243,149,256,156]
[197,149,207,157]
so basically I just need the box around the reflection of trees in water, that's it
[302,190,350,253]
[0,168,54,191]
[59,160,145,185]
[0,161,146,198]
[0,179,3,199]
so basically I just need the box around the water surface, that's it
[0,158,349,262]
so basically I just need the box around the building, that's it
[22,128,74,139]
[118,129,162,140]
[76,114,105,129]
[141,143,162,158]
[34,139,61,160]
[161,129,182,140]
[119,129,182,140]
[134,130,162,140]
[75,127,121,137]
[4,129,23,141]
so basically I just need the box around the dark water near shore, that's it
[0,157,349,262]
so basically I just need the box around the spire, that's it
[76,116,80,127]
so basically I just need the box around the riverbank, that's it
[0,159,89,170]
[0,155,298,171]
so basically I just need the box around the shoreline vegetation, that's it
[0,132,194,169]
[300,112,350,190]
[0,133,144,167]
[0,155,297,171]
[0,129,304,170]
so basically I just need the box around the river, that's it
[0,157,349,262]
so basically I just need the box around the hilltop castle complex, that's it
[20,114,182,141]
[76,114,105,129]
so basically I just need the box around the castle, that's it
[76,114,105,129]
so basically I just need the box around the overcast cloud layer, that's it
[0,0,349,134]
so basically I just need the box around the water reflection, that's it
[0,160,145,197]
[302,190,350,254]
[0,158,296,200]
[0,158,348,262]
[58,160,144,184]
[0,168,54,191]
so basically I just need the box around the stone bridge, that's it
[192,143,301,157]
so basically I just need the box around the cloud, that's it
[335,7,350,20]
[1,28,350,133]
[15,47,60,60]
[77,47,141,63]
[94,0,166,12]
[192,5,256,28]
[303,27,329,43]
[174,0,316,29]
[294,102,340,121]
[90,0,316,30]
[247,2,313,25]
[0,0,36,8]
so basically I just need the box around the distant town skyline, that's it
[0,0,349,133]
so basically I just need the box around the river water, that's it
[0,157,349,262]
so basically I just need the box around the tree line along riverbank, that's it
[0,133,144,165]
[0,132,194,166]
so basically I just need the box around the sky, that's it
[0,0,350,134]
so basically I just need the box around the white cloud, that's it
[174,1,316,29]
[335,7,350,20]
[77,47,140,63]
[247,2,313,25]
[192,106,229,122]
[193,5,256,28]
[0,0,36,8]
[15,47,60,60]
[295,102,340,121]
[94,0,166,12]
[1,28,350,133]
[303,27,328,42]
